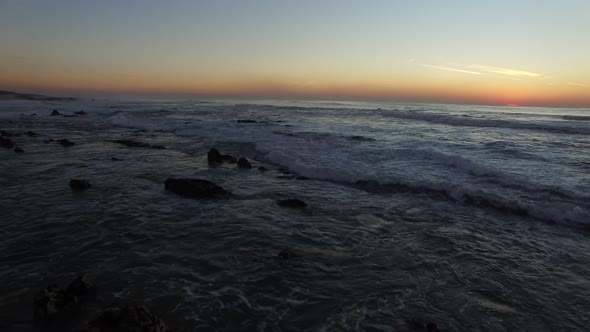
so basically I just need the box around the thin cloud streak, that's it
[420,64,482,75]
[567,82,586,87]
[469,65,541,78]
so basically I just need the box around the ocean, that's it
[1,98,589,331]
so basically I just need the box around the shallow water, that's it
[0,99,589,331]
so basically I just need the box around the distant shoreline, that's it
[0,90,77,102]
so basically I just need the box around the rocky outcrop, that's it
[113,139,165,149]
[237,157,252,169]
[74,111,88,115]
[165,178,227,198]
[0,130,12,137]
[51,110,62,116]
[82,304,168,332]
[70,179,91,190]
[277,198,307,209]
[207,148,223,163]
[33,275,95,326]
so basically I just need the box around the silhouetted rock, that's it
[69,179,91,190]
[427,323,440,332]
[83,304,168,332]
[51,110,61,116]
[14,147,24,153]
[65,275,95,300]
[277,198,307,209]
[165,178,227,198]
[0,136,14,148]
[111,157,123,161]
[207,148,223,163]
[237,157,252,169]
[113,139,165,149]
[237,119,258,123]
[0,130,12,137]
[57,138,75,147]
[258,166,268,171]
[74,110,88,115]
[24,131,38,137]
[221,154,237,163]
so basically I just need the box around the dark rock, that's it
[84,304,168,332]
[33,285,69,325]
[0,130,12,137]
[278,166,290,174]
[113,139,165,149]
[277,198,307,209]
[63,114,77,118]
[33,275,94,326]
[14,147,24,153]
[165,178,227,198]
[237,119,258,123]
[427,323,440,332]
[207,148,223,163]
[24,131,38,137]
[0,136,14,148]
[277,175,295,180]
[277,250,302,260]
[111,157,123,161]
[258,166,268,171]
[69,179,91,190]
[44,138,55,144]
[221,154,237,163]
[57,138,75,147]
[65,275,95,300]
[237,157,252,169]
[51,110,61,116]
[349,135,376,142]
[74,111,88,115]
[295,176,309,180]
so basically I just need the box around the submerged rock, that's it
[57,138,75,147]
[113,139,165,149]
[277,250,302,260]
[24,131,38,137]
[165,178,227,198]
[278,166,290,174]
[111,157,123,161]
[237,157,252,169]
[69,179,91,190]
[74,110,88,115]
[258,166,268,171]
[14,147,24,153]
[83,304,168,332]
[277,198,307,209]
[0,130,12,137]
[237,119,258,123]
[207,148,223,163]
[51,110,62,116]
[0,136,14,148]
[33,275,95,326]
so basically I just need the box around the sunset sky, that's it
[1,0,589,107]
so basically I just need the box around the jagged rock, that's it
[165,178,227,198]
[113,139,165,149]
[221,154,237,163]
[207,148,223,163]
[51,110,62,116]
[237,157,252,169]
[83,304,168,332]
[0,136,14,148]
[0,130,12,137]
[74,111,88,115]
[258,166,268,171]
[277,198,307,209]
[57,138,75,147]
[70,179,91,190]
[14,147,24,153]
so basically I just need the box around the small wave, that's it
[380,110,590,135]
[562,115,590,121]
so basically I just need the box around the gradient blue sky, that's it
[1,0,589,106]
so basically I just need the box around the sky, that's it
[1,0,589,107]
